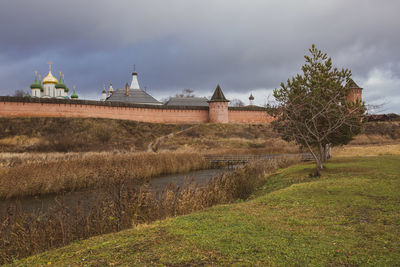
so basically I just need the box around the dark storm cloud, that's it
[1,0,400,112]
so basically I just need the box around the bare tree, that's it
[13,90,25,97]
[268,45,365,176]
[230,98,245,107]
[176,89,195,98]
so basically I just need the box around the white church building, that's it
[29,62,78,99]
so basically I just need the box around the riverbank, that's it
[12,155,400,266]
[0,156,300,264]
[0,152,209,199]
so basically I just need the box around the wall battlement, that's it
[0,96,272,124]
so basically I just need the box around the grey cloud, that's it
[0,0,400,112]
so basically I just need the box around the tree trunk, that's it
[326,143,332,159]
[314,143,324,176]
[321,143,332,162]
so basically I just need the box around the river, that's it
[0,168,230,215]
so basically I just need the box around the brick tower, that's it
[346,79,363,103]
[208,84,229,123]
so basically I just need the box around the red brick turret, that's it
[208,85,229,123]
[346,79,362,103]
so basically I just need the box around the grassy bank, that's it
[0,156,300,264]
[0,152,209,199]
[12,155,400,266]
[333,143,400,157]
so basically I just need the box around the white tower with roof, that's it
[130,66,140,89]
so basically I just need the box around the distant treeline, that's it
[366,113,400,122]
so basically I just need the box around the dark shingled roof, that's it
[165,97,209,107]
[106,88,161,105]
[346,79,362,90]
[209,84,229,102]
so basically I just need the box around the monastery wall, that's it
[228,108,274,123]
[0,97,272,124]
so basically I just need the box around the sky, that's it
[0,0,399,113]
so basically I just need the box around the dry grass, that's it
[158,123,301,154]
[333,144,400,157]
[0,117,182,152]
[0,156,300,264]
[0,152,209,199]
[0,151,120,169]
[1,118,399,155]
[349,134,397,145]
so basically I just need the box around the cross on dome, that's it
[47,61,53,71]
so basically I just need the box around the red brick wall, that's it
[0,100,272,124]
[229,110,273,123]
[0,101,209,123]
[347,89,362,103]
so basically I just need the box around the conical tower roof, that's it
[209,84,229,102]
[346,79,362,89]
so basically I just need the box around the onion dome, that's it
[71,86,78,99]
[65,87,69,93]
[42,71,58,84]
[55,73,66,89]
[30,74,41,89]
[71,91,78,99]
[24,91,31,97]
[249,93,254,101]
[55,80,66,89]
[42,62,58,84]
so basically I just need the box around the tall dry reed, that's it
[0,152,209,199]
[0,156,300,264]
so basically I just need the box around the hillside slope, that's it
[13,155,400,266]
[1,117,398,154]
[0,117,292,153]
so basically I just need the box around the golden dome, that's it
[42,71,58,84]
[42,61,58,84]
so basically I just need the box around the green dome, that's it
[64,87,70,93]
[71,90,78,99]
[24,91,31,97]
[30,76,41,89]
[55,76,67,89]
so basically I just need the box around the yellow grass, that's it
[0,135,40,147]
[349,134,395,145]
[0,152,209,199]
[333,144,400,157]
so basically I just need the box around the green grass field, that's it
[11,155,400,266]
